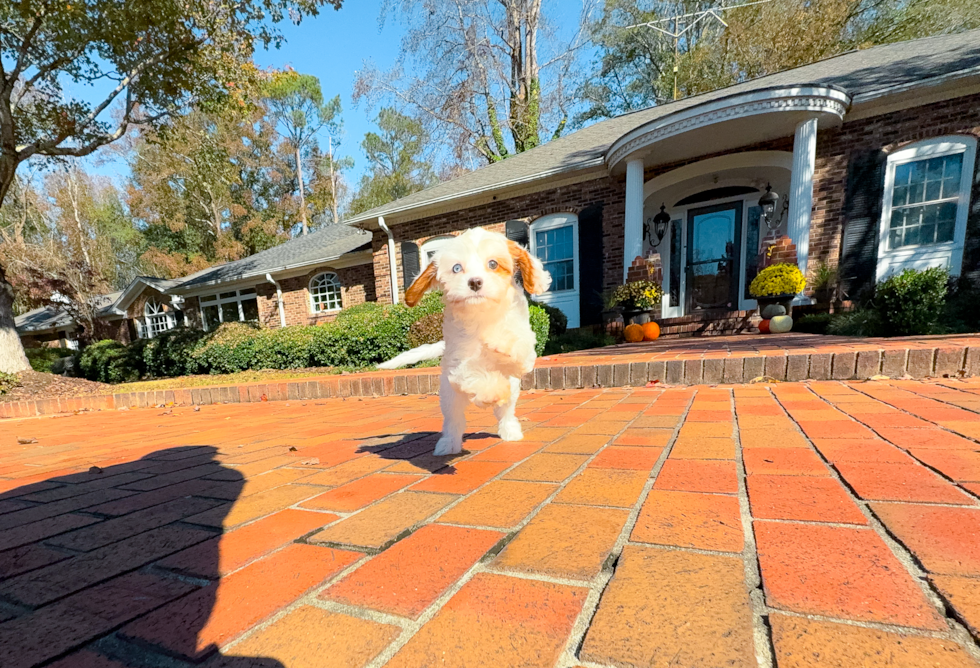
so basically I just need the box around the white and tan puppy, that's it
[378,228,551,456]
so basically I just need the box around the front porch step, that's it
[655,310,760,338]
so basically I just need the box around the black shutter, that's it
[505,220,530,247]
[401,241,420,286]
[578,203,605,327]
[840,149,886,302]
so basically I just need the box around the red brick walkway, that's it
[2,379,980,667]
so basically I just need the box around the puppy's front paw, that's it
[497,419,523,442]
[434,436,462,456]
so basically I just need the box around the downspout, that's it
[378,216,399,305]
[265,273,287,328]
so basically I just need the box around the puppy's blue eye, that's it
[488,260,498,270]
[452,263,462,273]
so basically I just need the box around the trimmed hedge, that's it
[76,292,550,382]
[25,347,74,374]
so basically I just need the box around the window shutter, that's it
[577,204,604,327]
[840,149,886,301]
[505,220,530,247]
[401,241,421,286]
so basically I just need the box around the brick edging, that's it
[2,345,977,420]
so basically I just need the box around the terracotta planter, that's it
[602,308,624,336]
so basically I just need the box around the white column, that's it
[788,117,818,285]
[624,158,645,283]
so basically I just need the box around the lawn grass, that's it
[117,367,342,393]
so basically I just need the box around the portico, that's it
[610,86,851,317]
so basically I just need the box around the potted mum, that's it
[749,263,806,317]
[611,280,663,325]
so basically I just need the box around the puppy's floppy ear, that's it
[508,240,552,295]
[405,262,438,307]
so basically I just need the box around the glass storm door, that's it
[686,202,742,313]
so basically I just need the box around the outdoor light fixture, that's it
[759,183,789,231]
[645,204,671,247]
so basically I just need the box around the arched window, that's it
[138,298,176,339]
[421,236,455,267]
[878,135,976,279]
[309,272,342,312]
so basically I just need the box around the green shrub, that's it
[0,370,18,395]
[78,340,140,383]
[530,301,567,338]
[874,267,948,336]
[827,309,883,337]
[544,329,615,356]
[137,327,209,378]
[408,312,444,347]
[794,313,831,335]
[24,347,73,374]
[528,304,549,356]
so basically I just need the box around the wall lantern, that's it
[644,204,671,248]
[759,183,789,231]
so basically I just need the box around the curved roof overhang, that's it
[606,85,851,174]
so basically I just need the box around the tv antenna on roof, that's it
[623,0,774,101]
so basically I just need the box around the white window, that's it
[529,213,580,328]
[878,136,976,279]
[309,272,342,313]
[421,236,455,267]
[199,288,259,331]
[137,299,176,339]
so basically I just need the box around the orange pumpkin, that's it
[624,323,645,343]
[642,321,660,341]
[758,319,771,334]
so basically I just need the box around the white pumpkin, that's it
[769,315,793,333]
[761,304,786,319]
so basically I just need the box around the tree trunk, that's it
[0,155,31,374]
[295,145,308,235]
[329,136,339,224]
[66,167,93,267]
[0,262,30,374]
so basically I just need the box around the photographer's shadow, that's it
[0,446,286,668]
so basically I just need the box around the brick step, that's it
[2,341,978,419]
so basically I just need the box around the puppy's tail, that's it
[377,341,446,370]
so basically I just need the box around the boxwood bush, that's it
[76,291,557,382]
[874,266,948,336]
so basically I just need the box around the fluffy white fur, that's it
[382,228,551,456]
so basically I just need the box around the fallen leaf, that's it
[749,376,780,384]
[645,380,660,387]
[868,374,890,381]
[88,466,103,474]
[300,458,320,466]
[288,446,298,452]
[17,437,37,444]
[260,394,268,402]
[194,406,201,412]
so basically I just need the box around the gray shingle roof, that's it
[15,306,75,333]
[345,30,980,226]
[172,224,373,292]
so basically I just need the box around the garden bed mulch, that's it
[1,371,111,403]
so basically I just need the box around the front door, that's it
[686,202,742,313]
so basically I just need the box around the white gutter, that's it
[265,273,287,328]
[378,216,399,305]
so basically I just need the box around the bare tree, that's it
[355,0,593,166]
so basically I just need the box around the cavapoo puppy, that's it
[378,228,551,455]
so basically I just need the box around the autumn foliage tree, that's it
[0,0,342,372]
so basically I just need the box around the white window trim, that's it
[530,213,579,294]
[421,236,455,268]
[878,136,976,280]
[199,288,258,331]
[137,299,176,339]
[309,271,343,314]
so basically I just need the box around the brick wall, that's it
[256,262,376,328]
[371,177,627,306]
[811,93,980,283]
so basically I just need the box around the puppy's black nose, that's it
[468,277,483,291]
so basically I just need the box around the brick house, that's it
[16,224,375,345]
[342,31,980,333]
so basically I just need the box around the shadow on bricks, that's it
[353,431,499,474]
[0,446,285,668]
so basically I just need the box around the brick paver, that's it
[3,377,980,666]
